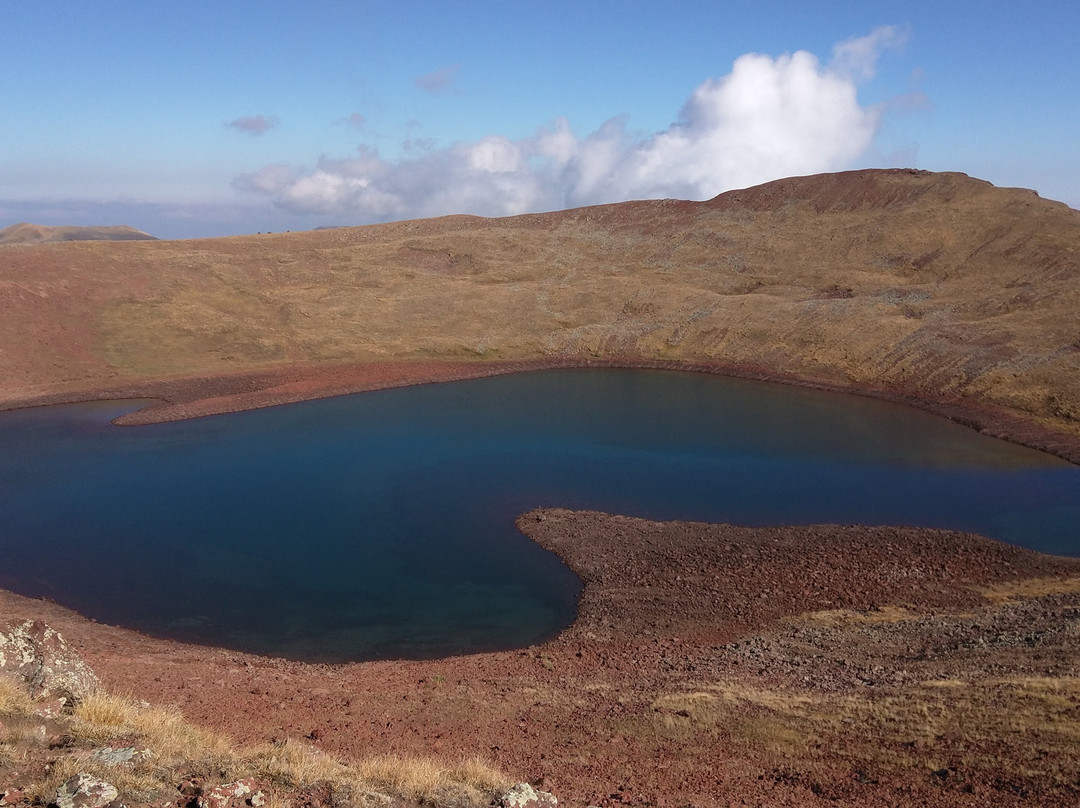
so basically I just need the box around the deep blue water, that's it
[0,368,1077,661]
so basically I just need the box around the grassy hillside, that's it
[1,169,1077,437]
[0,223,157,244]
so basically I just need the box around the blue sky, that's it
[2,1,1078,239]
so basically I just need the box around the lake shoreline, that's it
[2,356,1079,465]
[3,509,1079,806]
[4,359,1080,804]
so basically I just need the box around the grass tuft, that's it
[244,738,350,788]
[5,685,507,808]
[0,677,32,714]
[29,753,169,805]
[649,675,1080,789]
[243,741,509,806]
[353,752,510,803]
[73,692,234,767]
[979,575,1080,604]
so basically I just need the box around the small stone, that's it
[499,782,558,808]
[177,779,203,798]
[55,774,118,808]
[1,789,26,806]
[21,725,48,746]
[197,779,265,808]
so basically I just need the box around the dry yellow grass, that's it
[2,169,1078,440]
[788,605,918,627]
[979,574,1080,604]
[29,753,167,805]
[74,692,234,766]
[0,677,32,714]
[243,740,509,806]
[9,693,240,804]
[245,737,351,787]
[3,687,509,807]
[652,685,817,750]
[649,675,1080,787]
[353,753,510,802]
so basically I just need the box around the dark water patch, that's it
[0,369,1077,661]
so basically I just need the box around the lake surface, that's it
[1,368,1077,661]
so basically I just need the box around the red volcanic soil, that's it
[3,170,1079,804]
[3,509,1079,807]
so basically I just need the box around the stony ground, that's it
[3,510,1079,807]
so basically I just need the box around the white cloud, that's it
[829,24,909,81]
[235,27,906,221]
[233,162,296,194]
[226,115,279,135]
[469,136,523,173]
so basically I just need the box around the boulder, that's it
[498,783,558,808]
[55,774,117,808]
[0,620,99,705]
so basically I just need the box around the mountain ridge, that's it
[0,168,1076,445]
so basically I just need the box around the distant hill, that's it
[0,222,157,244]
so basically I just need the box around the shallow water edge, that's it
[3,356,1079,465]
[1,365,1078,661]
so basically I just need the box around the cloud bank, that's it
[234,27,906,221]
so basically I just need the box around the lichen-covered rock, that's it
[0,620,99,705]
[498,782,558,808]
[91,744,153,767]
[197,778,266,808]
[32,698,66,718]
[55,774,118,808]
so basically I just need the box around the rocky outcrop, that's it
[0,620,99,705]
[498,782,558,808]
[55,774,117,808]
[196,779,267,808]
